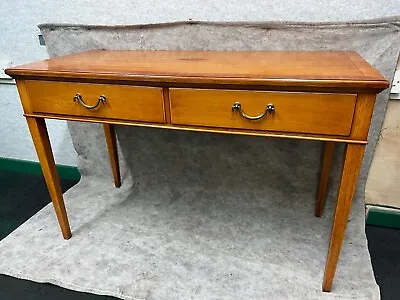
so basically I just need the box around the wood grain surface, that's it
[170,88,357,136]
[315,141,336,217]
[8,49,389,291]
[6,50,389,90]
[25,80,165,123]
[26,117,72,239]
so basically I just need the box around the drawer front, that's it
[170,89,357,136]
[26,81,165,123]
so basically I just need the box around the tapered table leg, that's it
[103,123,121,188]
[322,144,365,292]
[26,117,72,239]
[315,141,335,217]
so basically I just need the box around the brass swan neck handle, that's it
[232,102,275,120]
[73,93,106,110]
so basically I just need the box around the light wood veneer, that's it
[6,50,389,293]
[25,80,165,123]
[170,88,357,136]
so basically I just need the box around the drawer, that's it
[25,80,165,123]
[169,89,357,136]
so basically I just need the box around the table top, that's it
[6,50,388,90]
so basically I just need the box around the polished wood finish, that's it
[26,117,71,239]
[6,50,388,90]
[15,80,33,113]
[103,124,121,188]
[170,89,357,136]
[23,112,369,144]
[320,92,378,291]
[322,144,365,291]
[346,52,387,82]
[349,94,377,140]
[6,50,389,292]
[25,80,165,123]
[315,142,335,217]
[162,87,172,124]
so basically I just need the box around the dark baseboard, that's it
[0,157,80,181]
[366,206,400,229]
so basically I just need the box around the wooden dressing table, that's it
[6,50,388,292]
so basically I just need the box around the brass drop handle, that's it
[73,93,106,110]
[232,102,275,120]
